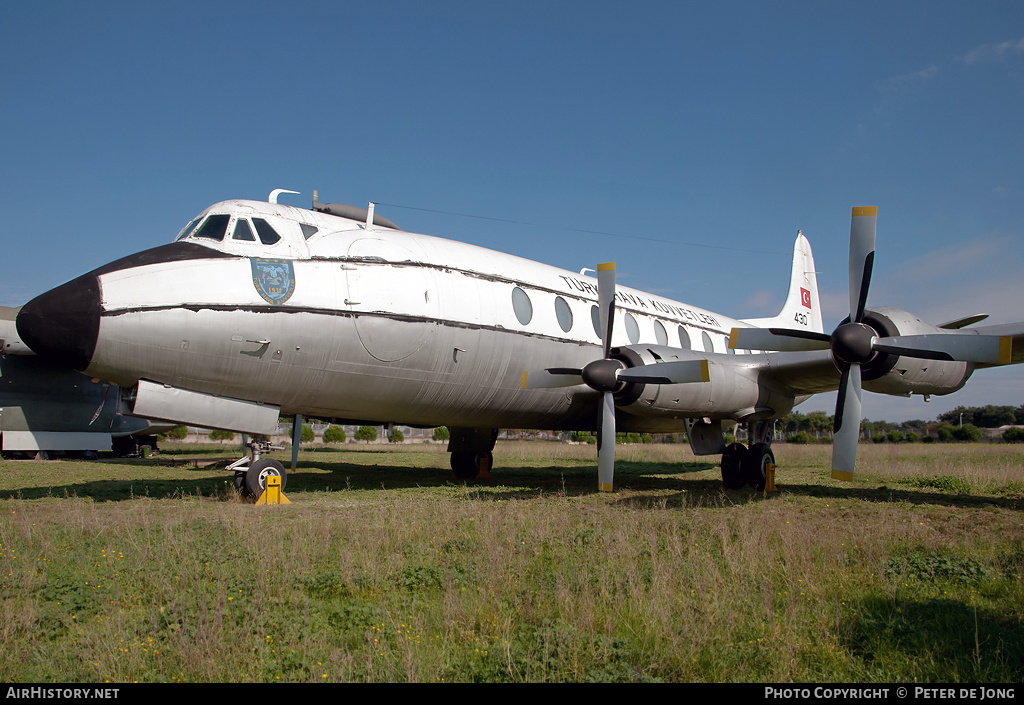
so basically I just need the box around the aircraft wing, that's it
[752,349,842,396]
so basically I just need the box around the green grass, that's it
[0,441,1021,682]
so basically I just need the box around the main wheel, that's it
[244,458,286,498]
[720,442,748,490]
[450,450,493,479]
[743,443,775,491]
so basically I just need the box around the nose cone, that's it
[17,273,101,371]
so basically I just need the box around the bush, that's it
[1003,427,1024,443]
[786,432,811,444]
[936,425,954,442]
[323,425,346,444]
[569,431,596,443]
[432,426,450,441]
[872,434,887,444]
[951,424,982,442]
[388,428,404,443]
[161,425,188,440]
[300,424,314,443]
[887,430,904,444]
[905,432,919,443]
[355,426,378,443]
[209,429,234,442]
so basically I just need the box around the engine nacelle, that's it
[858,307,973,397]
[610,344,796,427]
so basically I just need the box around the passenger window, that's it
[300,223,319,240]
[654,320,668,346]
[678,326,691,349]
[591,305,602,339]
[193,214,230,241]
[625,313,639,344]
[252,218,282,245]
[512,287,533,325]
[702,331,714,353]
[232,219,256,241]
[554,296,573,333]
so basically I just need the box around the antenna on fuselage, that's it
[268,189,299,204]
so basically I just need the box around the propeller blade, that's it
[849,207,876,322]
[597,262,616,358]
[597,390,616,492]
[520,368,584,389]
[831,364,862,481]
[729,326,831,352]
[872,334,1012,365]
[616,359,711,385]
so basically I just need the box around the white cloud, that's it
[740,288,779,313]
[869,235,1024,325]
[876,64,939,93]
[962,37,1024,65]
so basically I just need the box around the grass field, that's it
[1,440,1022,683]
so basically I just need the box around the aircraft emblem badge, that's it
[251,258,296,305]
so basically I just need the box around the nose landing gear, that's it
[228,436,287,499]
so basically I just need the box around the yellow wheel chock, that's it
[764,463,778,493]
[256,475,291,505]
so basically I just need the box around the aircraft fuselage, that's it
[17,198,777,433]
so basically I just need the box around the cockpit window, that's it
[175,216,203,241]
[252,218,281,245]
[299,223,319,240]
[193,214,230,241]
[232,219,256,241]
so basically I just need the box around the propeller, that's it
[730,207,1012,480]
[521,262,709,492]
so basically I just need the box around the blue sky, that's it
[2,1,1023,421]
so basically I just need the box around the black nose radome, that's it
[17,273,101,371]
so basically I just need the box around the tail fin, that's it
[741,231,823,334]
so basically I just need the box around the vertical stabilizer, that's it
[740,231,823,334]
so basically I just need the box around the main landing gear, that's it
[228,436,287,499]
[720,421,776,491]
[447,427,497,479]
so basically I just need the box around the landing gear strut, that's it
[720,420,775,491]
[228,436,286,499]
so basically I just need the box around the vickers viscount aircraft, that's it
[14,192,1024,496]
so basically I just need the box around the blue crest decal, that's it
[250,258,296,305]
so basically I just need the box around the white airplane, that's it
[14,192,1024,496]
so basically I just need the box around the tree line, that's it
[776,405,1024,444]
